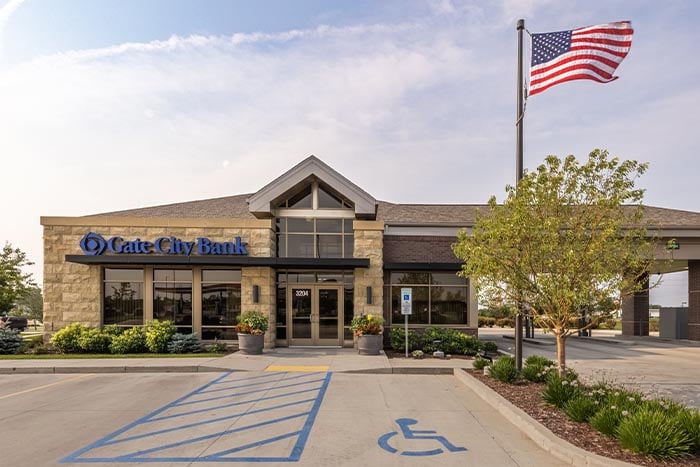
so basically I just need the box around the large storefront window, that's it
[201,270,241,340]
[104,269,143,326]
[276,218,354,258]
[153,269,192,333]
[389,272,468,325]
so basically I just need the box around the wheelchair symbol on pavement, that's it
[377,418,467,457]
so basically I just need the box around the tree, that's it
[12,285,43,322]
[453,150,656,375]
[0,242,35,315]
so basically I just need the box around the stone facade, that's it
[352,221,384,320]
[621,276,650,337]
[689,260,700,341]
[41,217,274,341]
[241,267,277,348]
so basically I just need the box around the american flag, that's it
[529,21,634,97]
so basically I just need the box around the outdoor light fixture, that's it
[253,285,259,303]
[366,286,372,305]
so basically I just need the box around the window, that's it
[153,269,193,333]
[104,269,143,326]
[276,218,354,258]
[389,272,468,325]
[201,270,241,341]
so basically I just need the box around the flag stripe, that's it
[529,21,633,96]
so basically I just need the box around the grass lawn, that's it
[0,353,226,360]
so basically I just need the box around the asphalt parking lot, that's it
[0,371,567,467]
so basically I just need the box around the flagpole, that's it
[515,18,525,371]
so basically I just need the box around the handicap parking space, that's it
[62,371,331,463]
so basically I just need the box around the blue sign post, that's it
[401,288,412,358]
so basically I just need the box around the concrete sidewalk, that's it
[0,348,475,374]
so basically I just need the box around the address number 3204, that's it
[295,290,310,297]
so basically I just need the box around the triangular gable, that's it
[247,155,376,218]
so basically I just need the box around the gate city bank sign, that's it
[79,232,248,256]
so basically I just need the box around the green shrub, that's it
[590,406,623,436]
[641,398,686,416]
[479,317,496,327]
[389,327,418,352]
[472,357,490,371]
[167,333,202,353]
[145,320,176,353]
[676,409,700,454]
[542,371,581,408]
[490,356,518,384]
[482,341,498,353]
[564,396,598,422]
[0,328,23,354]
[77,328,112,353]
[110,327,146,354]
[496,318,514,328]
[102,325,124,337]
[525,355,554,367]
[51,323,89,353]
[605,388,644,412]
[617,408,692,460]
[236,310,269,334]
[205,342,228,353]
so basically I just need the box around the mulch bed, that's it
[467,370,700,467]
[384,349,471,360]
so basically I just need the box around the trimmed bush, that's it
[0,328,22,354]
[496,318,514,328]
[490,356,518,384]
[617,408,692,460]
[145,320,176,353]
[472,357,490,371]
[77,328,112,353]
[389,327,418,352]
[542,371,580,408]
[478,317,496,327]
[102,325,124,337]
[590,406,623,436]
[110,327,146,354]
[168,333,202,353]
[482,341,498,353]
[564,396,598,423]
[51,323,89,353]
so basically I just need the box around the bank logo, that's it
[80,232,107,256]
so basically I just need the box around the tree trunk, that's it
[555,332,566,376]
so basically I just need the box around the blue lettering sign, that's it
[79,232,248,256]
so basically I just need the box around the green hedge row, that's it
[389,326,497,356]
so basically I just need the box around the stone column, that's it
[688,260,700,341]
[353,221,384,321]
[621,275,650,336]
[242,267,276,349]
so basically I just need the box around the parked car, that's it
[1,316,28,331]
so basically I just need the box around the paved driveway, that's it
[0,371,566,466]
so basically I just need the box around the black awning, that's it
[383,262,462,271]
[65,254,370,269]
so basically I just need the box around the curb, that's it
[453,368,637,467]
[502,335,555,346]
[570,336,636,346]
[0,366,226,374]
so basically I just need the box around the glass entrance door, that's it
[289,286,342,346]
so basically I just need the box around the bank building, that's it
[41,156,700,347]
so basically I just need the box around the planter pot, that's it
[237,333,264,355]
[357,334,383,355]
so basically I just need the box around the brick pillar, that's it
[621,275,649,336]
[689,260,700,341]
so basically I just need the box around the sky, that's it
[0,0,697,306]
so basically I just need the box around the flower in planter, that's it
[350,314,384,336]
[235,310,269,335]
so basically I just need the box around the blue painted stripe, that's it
[173,377,325,407]
[148,386,321,422]
[198,372,312,394]
[103,398,316,446]
[289,372,332,461]
[208,372,280,385]
[60,371,233,463]
[113,411,310,460]
[202,430,302,459]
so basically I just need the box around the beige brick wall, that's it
[352,221,384,323]
[42,218,274,339]
[241,267,277,348]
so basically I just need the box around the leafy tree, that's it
[12,285,43,322]
[0,243,35,315]
[453,150,656,375]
